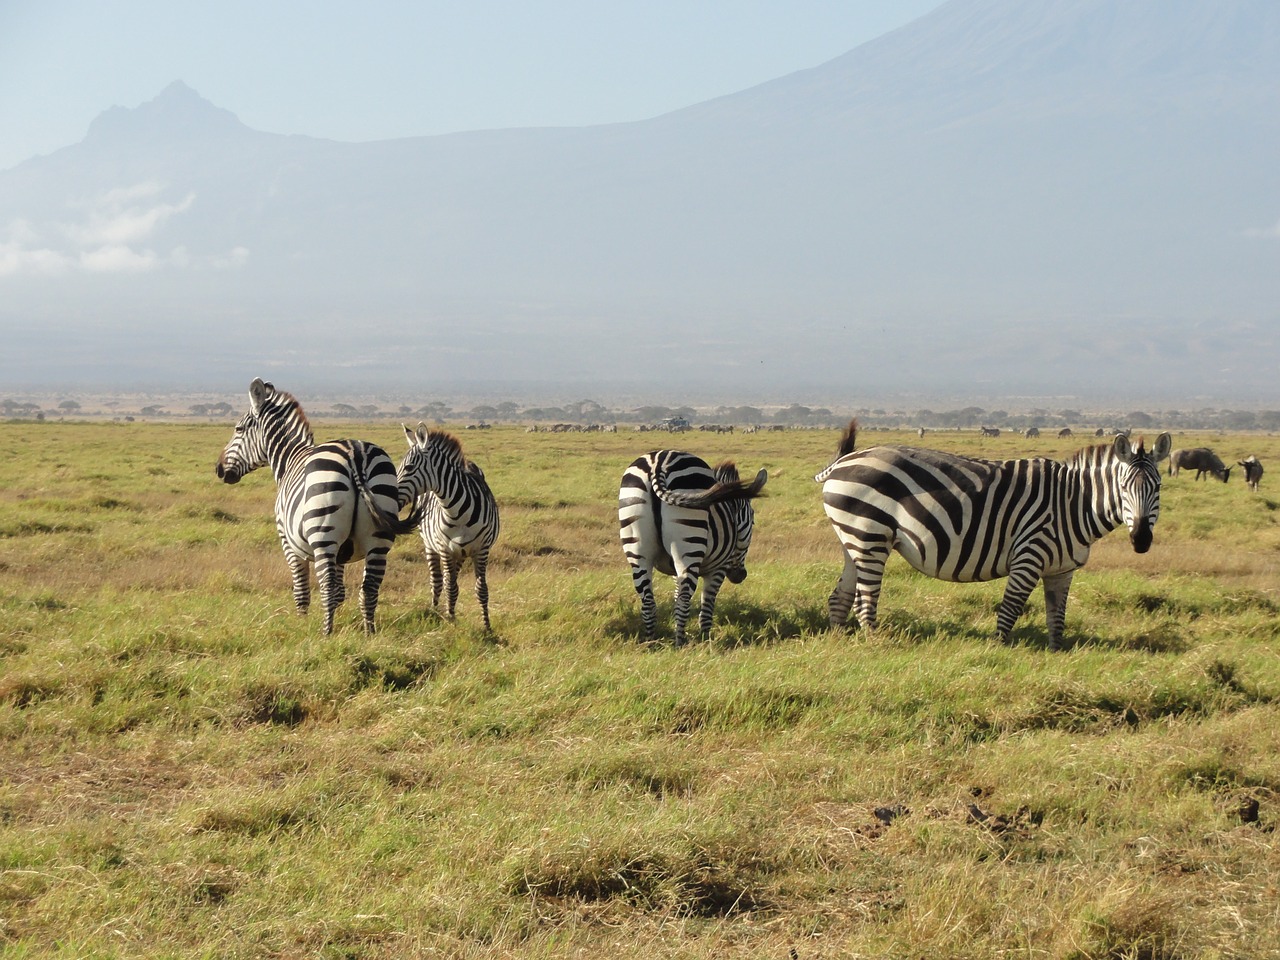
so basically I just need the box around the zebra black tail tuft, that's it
[814,419,860,483]
[835,418,859,459]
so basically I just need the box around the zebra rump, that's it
[619,450,766,644]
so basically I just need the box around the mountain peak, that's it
[85,81,250,145]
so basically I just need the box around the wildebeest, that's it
[1238,456,1264,492]
[1168,448,1231,482]
[1058,428,1073,438]
[1025,427,1040,439]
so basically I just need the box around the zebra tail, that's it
[354,470,426,536]
[814,418,859,483]
[653,467,767,508]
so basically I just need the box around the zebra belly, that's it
[825,482,1014,583]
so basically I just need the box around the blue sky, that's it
[0,1,941,171]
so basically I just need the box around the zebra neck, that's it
[266,427,314,484]
[1066,449,1123,540]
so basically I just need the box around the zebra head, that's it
[1111,431,1172,553]
[397,423,466,504]
[216,379,310,484]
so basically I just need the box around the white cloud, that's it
[0,183,247,277]
[64,185,195,247]
[1244,218,1280,239]
[79,243,158,273]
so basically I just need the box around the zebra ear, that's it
[249,378,272,413]
[416,422,429,445]
[1151,432,1172,463]
[403,423,416,447]
[1112,433,1134,463]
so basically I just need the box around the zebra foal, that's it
[396,424,501,631]
[215,378,422,634]
[618,450,766,645]
[816,420,1171,650]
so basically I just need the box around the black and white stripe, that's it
[618,450,767,645]
[216,378,420,634]
[397,424,501,631]
[815,420,1171,649]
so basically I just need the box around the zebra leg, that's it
[473,551,492,632]
[315,554,342,635]
[1042,571,1075,651]
[830,546,888,631]
[286,552,311,616]
[443,555,461,620]
[852,547,889,631]
[995,564,1041,644]
[427,552,444,611]
[698,569,728,641]
[359,546,390,634]
[627,561,659,642]
[828,555,859,628]
[672,572,699,646]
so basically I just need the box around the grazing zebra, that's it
[816,419,1171,650]
[215,379,422,634]
[397,424,501,631]
[618,450,767,645]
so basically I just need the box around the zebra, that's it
[618,450,767,645]
[397,423,501,631]
[215,378,422,635]
[815,419,1171,650]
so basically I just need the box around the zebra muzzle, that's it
[216,462,241,484]
[1130,519,1153,553]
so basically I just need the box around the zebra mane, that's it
[422,426,466,465]
[262,386,314,444]
[713,460,741,484]
[1067,442,1122,470]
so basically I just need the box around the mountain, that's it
[2,1,1278,404]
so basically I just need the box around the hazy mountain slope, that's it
[2,0,1277,400]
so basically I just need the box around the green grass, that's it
[1,420,1279,957]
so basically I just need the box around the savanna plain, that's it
[2,419,1279,959]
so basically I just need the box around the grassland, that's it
[2,420,1279,959]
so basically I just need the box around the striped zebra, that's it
[397,424,501,631]
[215,379,422,635]
[618,450,767,645]
[815,419,1171,650]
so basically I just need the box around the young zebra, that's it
[816,420,1171,650]
[618,450,767,645]
[215,378,422,635]
[397,424,501,631]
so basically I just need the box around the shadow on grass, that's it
[604,597,829,649]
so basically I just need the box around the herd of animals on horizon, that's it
[215,379,1266,650]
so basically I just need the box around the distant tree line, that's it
[5,397,1280,433]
